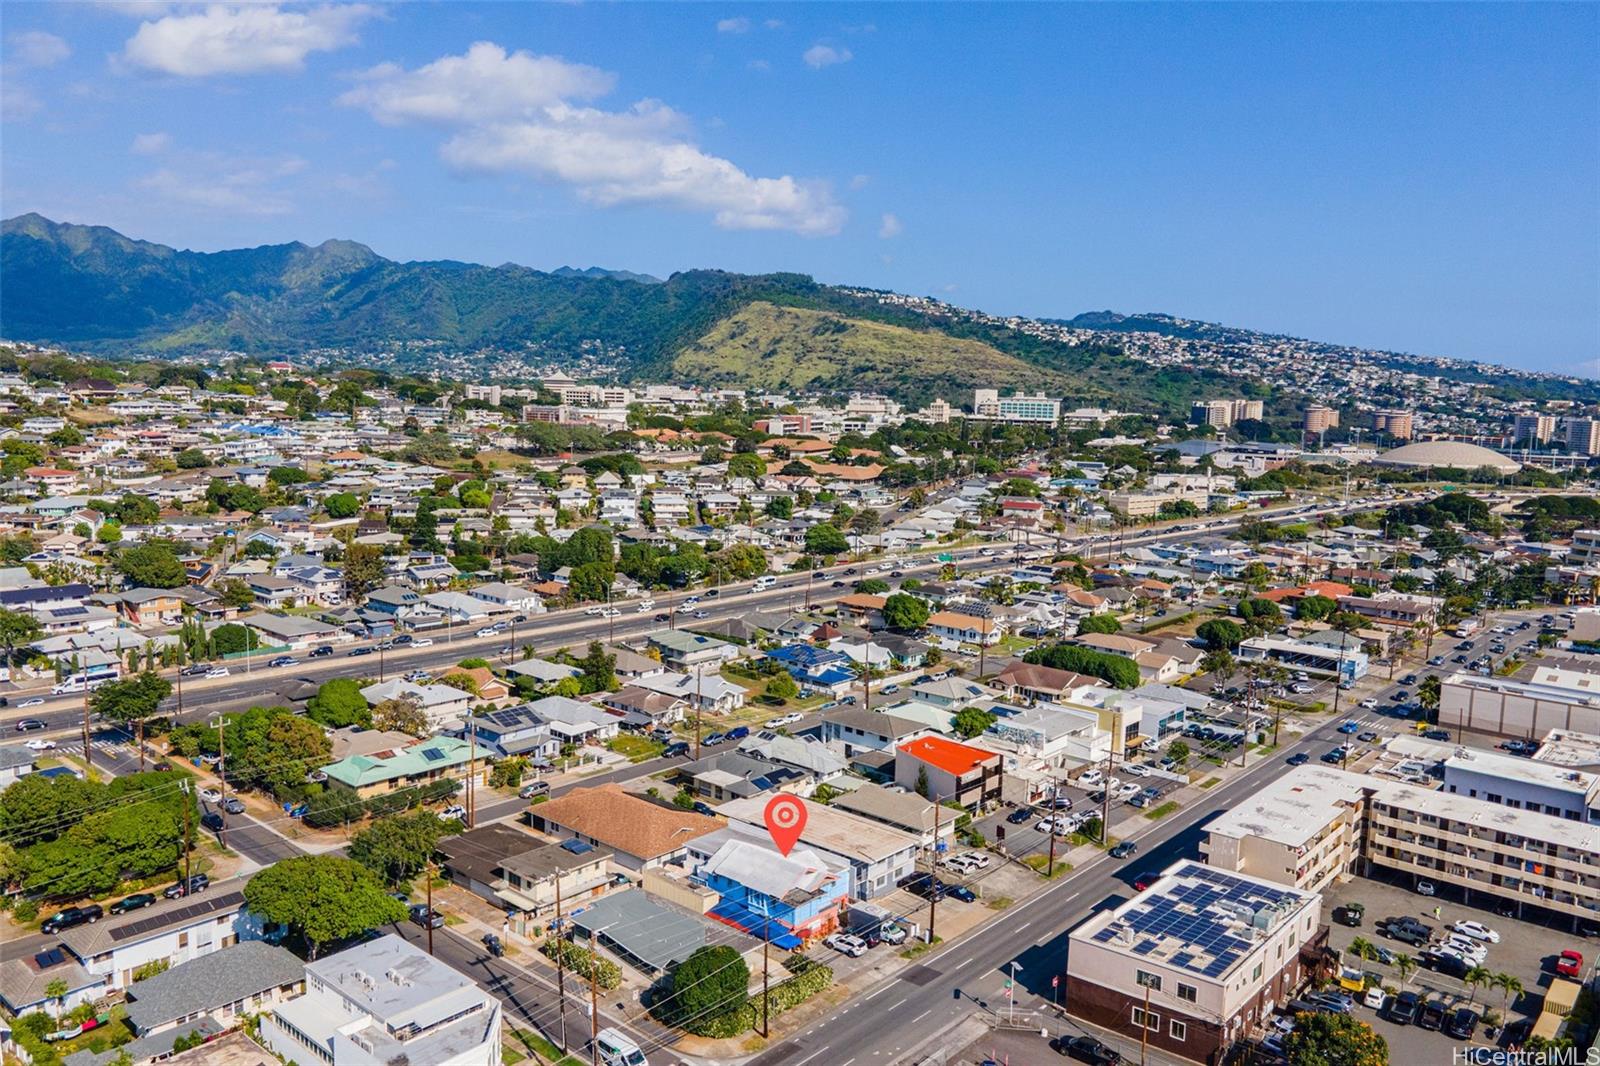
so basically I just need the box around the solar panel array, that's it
[1090,864,1303,979]
[109,890,245,943]
[420,747,446,762]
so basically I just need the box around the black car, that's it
[1109,841,1137,859]
[1051,1035,1122,1065]
[1424,951,1470,979]
[393,634,414,646]
[662,742,690,758]
[347,646,374,657]
[1286,752,1310,766]
[41,904,104,933]
[309,645,334,658]
[15,718,46,732]
[1445,1007,1480,1040]
[1418,999,1447,1031]
[1321,747,1347,764]
[1006,808,1034,824]
[109,892,156,915]
[165,874,209,899]
[945,884,977,903]
[267,656,296,667]
[704,589,719,598]
[181,664,210,677]
[1388,991,1421,1026]
[654,613,670,622]
[200,811,225,832]
[692,801,717,817]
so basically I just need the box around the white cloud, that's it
[878,212,902,239]
[763,18,785,30]
[849,173,870,190]
[123,4,376,77]
[130,130,172,155]
[341,41,845,236]
[137,154,307,214]
[716,17,750,34]
[339,42,613,126]
[803,43,851,69]
[1,84,42,121]
[10,31,71,68]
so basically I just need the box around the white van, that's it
[52,678,86,695]
[594,1028,647,1066]
[752,575,777,591]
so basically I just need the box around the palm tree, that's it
[1493,972,1523,1013]
[1347,936,1376,964]
[1464,965,1492,1005]
[1394,953,1417,989]
[44,978,68,1019]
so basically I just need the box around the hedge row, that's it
[301,778,461,829]
[541,938,622,990]
[682,959,833,1038]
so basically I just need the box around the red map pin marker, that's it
[763,795,808,857]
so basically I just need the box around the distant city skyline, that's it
[2,2,1595,374]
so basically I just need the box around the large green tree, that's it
[342,542,387,600]
[804,523,850,556]
[1023,643,1141,689]
[1077,613,1121,635]
[952,706,996,739]
[1196,618,1245,651]
[349,812,450,886]
[665,945,749,1028]
[116,541,186,588]
[89,670,172,769]
[882,592,930,630]
[306,678,372,729]
[243,855,407,957]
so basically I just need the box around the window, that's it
[1252,962,1262,980]
[1170,1020,1188,1041]
[1177,983,1198,1003]
[1132,1007,1160,1031]
[1135,970,1162,992]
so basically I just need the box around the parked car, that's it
[1050,1035,1122,1064]
[109,893,156,915]
[199,786,222,803]
[223,798,246,815]
[1556,949,1584,977]
[1452,920,1500,943]
[519,781,551,799]
[1132,872,1160,891]
[200,811,225,832]
[1417,999,1447,1031]
[724,726,750,742]
[409,904,445,929]
[702,731,727,746]
[824,932,867,958]
[165,874,209,898]
[41,905,104,933]
[1363,986,1388,1010]
[1388,991,1421,1026]
[765,713,803,728]
[439,804,467,821]
[1416,879,1436,896]
[662,742,690,758]
[1007,807,1034,825]
[1445,1007,1480,1040]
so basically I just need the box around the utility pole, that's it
[1100,747,1113,843]
[554,873,568,1053]
[216,715,228,848]
[693,666,704,760]
[466,711,477,828]
[588,927,601,1066]
[928,794,941,944]
[1140,979,1152,1066]
[181,780,192,891]
[81,673,91,771]
[1045,767,1059,878]
[761,922,771,1038]
[425,859,435,955]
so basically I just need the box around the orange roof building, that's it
[893,735,1003,809]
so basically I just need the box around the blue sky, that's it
[3,2,1596,373]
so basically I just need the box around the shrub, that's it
[541,938,621,989]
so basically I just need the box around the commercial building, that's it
[1202,766,1367,895]
[1372,409,1414,440]
[1189,399,1262,430]
[1237,635,1369,684]
[1303,405,1340,434]
[262,934,501,1066]
[1439,667,1600,739]
[1566,418,1600,457]
[1066,862,1323,1064]
[1514,413,1559,447]
[893,735,1003,810]
[973,389,1062,424]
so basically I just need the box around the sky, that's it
[2,2,1597,374]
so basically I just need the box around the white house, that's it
[262,934,501,1066]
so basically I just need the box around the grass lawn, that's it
[1200,777,1222,789]
[1143,801,1181,820]
[900,935,943,959]
[606,735,664,763]
[507,1027,583,1066]
[1023,854,1072,878]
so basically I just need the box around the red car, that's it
[1556,950,1583,978]
[1133,872,1160,891]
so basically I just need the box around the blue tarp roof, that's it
[708,901,803,950]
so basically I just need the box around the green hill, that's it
[674,301,1074,407]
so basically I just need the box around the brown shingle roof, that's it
[532,783,721,861]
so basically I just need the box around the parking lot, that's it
[1291,874,1587,1060]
